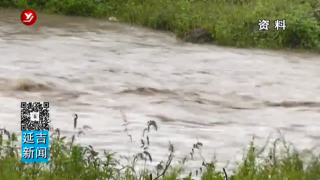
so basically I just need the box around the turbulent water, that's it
[1,9,320,171]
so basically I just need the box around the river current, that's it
[0,9,320,171]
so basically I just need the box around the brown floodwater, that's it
[0,9,319,171]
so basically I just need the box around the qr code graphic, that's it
[21,102,50,131]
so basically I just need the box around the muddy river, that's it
[0,9,319,171]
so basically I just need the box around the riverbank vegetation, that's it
[0,0,319,51]
[0,115,319,180]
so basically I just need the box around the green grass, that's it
[0,0,319,51]
[0,113,319,180]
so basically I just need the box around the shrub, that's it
[0,0,319,51]
[0,113,319,180]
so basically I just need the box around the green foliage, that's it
[0,113,319,180]
[0,0,319,50]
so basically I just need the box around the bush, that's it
[0,0,319,51]
[0,113,319,180]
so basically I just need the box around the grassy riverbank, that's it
[0,118,319,180]
[1,0,319,51]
